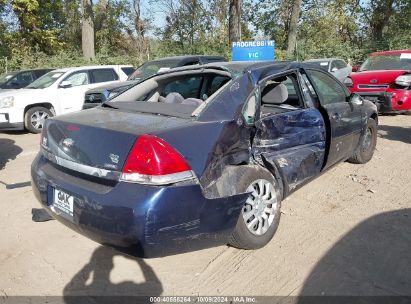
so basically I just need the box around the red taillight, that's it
[67,124,80,132]
[123,134,191,176]
[40,125,47,147]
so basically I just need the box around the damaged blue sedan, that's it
[31,61,378,257]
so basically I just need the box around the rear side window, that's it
[306,69,347,105]
[121,67,135,76]
[337,60,347,68]
[163,76,203,99]
[90,69,119,83]
[333,60,346,70]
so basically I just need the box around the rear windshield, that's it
[128,59,180,80]
[360,54,411,71]
[105,70,233,119]
[103,101,197,119]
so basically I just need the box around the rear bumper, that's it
[31,153,246,257]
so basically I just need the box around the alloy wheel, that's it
[242,179,278,236]
[362,126,373,152]
[30,111,49,130]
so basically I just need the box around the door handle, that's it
[332,113,341,121]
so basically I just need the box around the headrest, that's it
[164,92,184,104]
[262,83,288,104]
[181,98,204,106]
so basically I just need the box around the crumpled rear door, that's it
[252,108,326,193]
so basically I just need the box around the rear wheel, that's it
[348,118,377,164]
[229,169,282,250]
[24,106,53,134]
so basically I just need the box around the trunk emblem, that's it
[370,79,378,83]
[109,153,119,164]
[62,138,75,147]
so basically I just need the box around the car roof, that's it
[152,55,225,60]
[7,68,54,74]
[145,55,226,65]
[52,65,127,73]
[370,50,411,56]
[304,58,342,62]
[158,60,304,83]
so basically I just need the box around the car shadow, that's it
[298,208,411,298]
[0,130,28,135]
[63,246,163,304]
[0,138,22,170]
[0,180,31,189]
[378,125,411,145]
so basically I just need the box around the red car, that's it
[344,50,411,113]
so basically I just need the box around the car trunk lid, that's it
[41,107,193,174]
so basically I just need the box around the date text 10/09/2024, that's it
[150,296,257,303]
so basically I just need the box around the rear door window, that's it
[260,74,304,109]
[90,69,119,83]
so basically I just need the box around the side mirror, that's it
[352,66,359,72]
[59,81,72,88]
[349,93,363,106]
[331,67,338,72]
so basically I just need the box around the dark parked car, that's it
[32,61,378,257]
[0,68,53,90]
[82,55,226,109]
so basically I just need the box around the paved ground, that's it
[0,115,410,299]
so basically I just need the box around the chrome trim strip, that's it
[41,148,121,181]
[120,170,197,185]
[358,84,389,89]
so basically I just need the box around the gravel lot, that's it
[0,115,410,299]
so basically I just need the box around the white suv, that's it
[0,65,131,133]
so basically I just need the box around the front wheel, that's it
[24,107,53,134]
[348,118,377,164]
[229,169,282,250]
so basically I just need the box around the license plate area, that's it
[51,188,75,220]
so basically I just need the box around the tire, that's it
[24,106,53,134]
[229,168,282,250]
[348,118,377,164]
